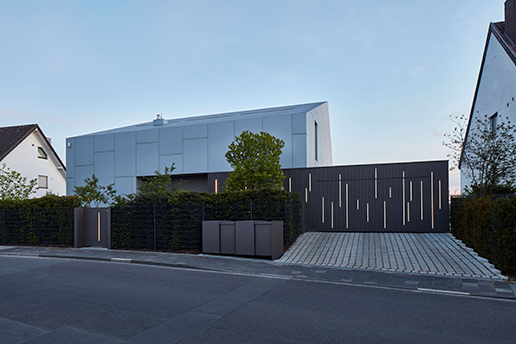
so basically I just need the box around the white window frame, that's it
[38,175,48,189]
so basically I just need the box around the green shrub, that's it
[451,196,516,275]
[111,189,302,252]
[0,194,80,246]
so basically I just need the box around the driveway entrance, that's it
[278,232,505,280]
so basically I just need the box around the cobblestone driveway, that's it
[278,232,505,280]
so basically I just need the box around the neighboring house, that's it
[66,102,333,195]
[0,124,66,198]
[461,0,516,190]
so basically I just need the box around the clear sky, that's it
[0,0,506,194]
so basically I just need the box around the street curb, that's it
[4,252,515,301]
[37,253,225,272]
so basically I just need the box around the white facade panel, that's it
[136,128,158,144]
[159,126,182,155]
[114,132,136,177]
[293,113,306,134]
[75,165,94,186]
[263,115,293,168]
[66,138,74,178]
[94,134,115,152]
[159,154,182,174]
[74,136,94,166]
[292,134,307,168]
[235,117,262,136]
[183,138,208,173]
[208,121,234,172]
[66,178,75,195]
[136,143,159,176]
[94,151,115,185]
[183,124,208,139]
[306,103,332,167]
[115,176,135,195]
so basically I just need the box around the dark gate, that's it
[74,207,111,248]
[283,161,449,232]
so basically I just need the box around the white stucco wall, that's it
[461,30,516,191]
[2,131,66,197]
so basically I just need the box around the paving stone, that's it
[278,233,506,280]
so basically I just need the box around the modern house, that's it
[461,0,516,189]
[66,101,332,195]
[67,101,449,232]
[0,124,66,197]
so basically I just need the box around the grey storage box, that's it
[202,221,235,254]
[202,221,284,260]
[235,221,256,256]
[220,222,236,255]
[255,221,284,260]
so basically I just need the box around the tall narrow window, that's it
[490,113,498,133]
[314,121,318,161]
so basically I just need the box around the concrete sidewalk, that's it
[0,243,514,300]
[279,232,504,280]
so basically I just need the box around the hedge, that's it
[450,196,516,275]
[111,189,302,252]
[0,194,81,246]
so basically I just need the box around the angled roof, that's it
[460,22,516,168]
[0,124,65,170]
[82,101,327,136]
[0,124,38,161]
[492,21,516,65]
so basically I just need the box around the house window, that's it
[38,147,47,159]
[314,121,318,161]
[38,175,48,189]
[490,113,498,133]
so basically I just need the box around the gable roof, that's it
[492,22,516,65]
[459,22,516,168]
[0,124,66,171]
[0,124,38,161]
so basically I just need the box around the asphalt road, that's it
[1,256,515,343]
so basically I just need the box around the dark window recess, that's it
[315,121,318,161]
[489,113,498,133]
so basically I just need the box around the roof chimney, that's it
[506,0,516,45]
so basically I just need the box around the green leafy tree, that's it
[444,113,516,196]
[224,131,285,191]
[138,164,180,194]
[0,164,37,200]
[73,174,116,207]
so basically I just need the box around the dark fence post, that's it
[284,201,288,224]
[2,209,5,246]
[153,205,157,252]
[250,201,253,221]
[37,208,40,246]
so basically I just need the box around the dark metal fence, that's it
[0,201,302,252]
[0,208,75,246]
[111,201,302,252]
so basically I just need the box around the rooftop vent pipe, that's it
[153,113,168,126]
